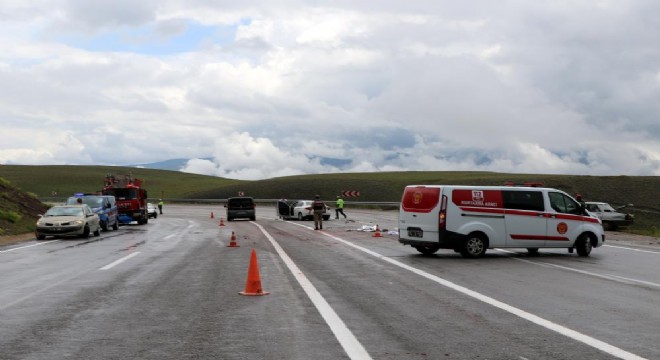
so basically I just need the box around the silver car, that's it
[279,200,331,221]
[35,205,101,240]
[147,203,158,218]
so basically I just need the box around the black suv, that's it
[226,197,256,221]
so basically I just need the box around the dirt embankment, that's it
[0,180,49,241]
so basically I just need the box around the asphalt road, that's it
[1,205,658,360]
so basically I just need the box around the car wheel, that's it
[36,234,46,240]
[81,225,90,238]
[100,220,108,232]
[154,213,157,218]
[415,244,440,255]
[93,227,101,236]
[298,212,303,220]
[527,248,540,256]
[460,232,488,258]
[112,220,119,230]
[250,216,256,221]
[575,234,593,257]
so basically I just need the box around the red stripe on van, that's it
[459,207,505,215]
[554,213,600,224]
[401,186,440,213]
[510,235,569,241]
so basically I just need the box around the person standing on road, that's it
[158,199,164,214]
[335,195,347,219]
[312,195,326,230]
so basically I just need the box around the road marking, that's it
[0,240,59,253]
[99,252,141,270]
[252,222,373,360]
[300,226,646,360]
[496,249,660,289]
[604,244,660,254]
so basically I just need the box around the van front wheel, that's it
[575,234,593,256]
[460,233,488,258]
[415,244,440,255]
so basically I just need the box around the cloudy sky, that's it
[1,1,659,180]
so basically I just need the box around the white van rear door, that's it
[399,186,442,243]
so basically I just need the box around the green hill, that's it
[1,165,659,236]
[0,165,241,200]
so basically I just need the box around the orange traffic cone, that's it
[219,217,225,226]
[239,249,269,296]
[373,224,383,238]
[227,231,239,248]
[210,211,215,219]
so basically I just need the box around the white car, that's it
[147,203,158,218]
[35,205,101,240]
[585,201,634,230]
[278,200,331,221]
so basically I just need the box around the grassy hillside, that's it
[0,165,242,200]
[1,165,659,236]
[0,178,48,236]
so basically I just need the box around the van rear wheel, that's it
[460,233,488,258]
[415,244,440,255]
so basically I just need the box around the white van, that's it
[399,185,604,258]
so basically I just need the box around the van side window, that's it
[502,190,544,211]
[548,192,581,215]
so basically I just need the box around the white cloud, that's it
[1,1,660,178]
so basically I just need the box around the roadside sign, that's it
[342,190,360,197]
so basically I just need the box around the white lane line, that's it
[0,240,60,253]
[299,226,645,360]
[252,222,373,360]
[604,245,660,254]
[99,252,141,271]
[496,249,660,289]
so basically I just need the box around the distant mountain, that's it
[132,157,351,172]
[131,158,212,171]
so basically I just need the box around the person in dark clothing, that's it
[312,195,326,230]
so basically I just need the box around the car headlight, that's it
[74,220,84,225]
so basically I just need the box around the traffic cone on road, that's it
[227,231,239,248]
[373,224,383,238]
[239,249,269,296]
[210,211,215,219]
[219,217,225,226]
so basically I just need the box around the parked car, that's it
[585,201,634,230]
[66,194,119,231]
[35,205,101,240]
[278,200,331,221]
[147,203,158,218]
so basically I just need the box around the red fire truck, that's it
[102,174,149,225]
